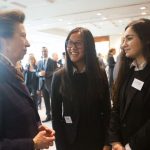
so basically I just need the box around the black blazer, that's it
[36,58,57,92]
[107,56,115,68]
[0,60,40,150]
[109,65,150,150]
[51,69,111,150]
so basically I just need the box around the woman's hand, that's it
[38,124,55,137]
[33,125,55,149]
[33,130,55,149]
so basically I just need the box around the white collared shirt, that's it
[73,66,86,74]
[130,60,147,71]
[42,57,48,69]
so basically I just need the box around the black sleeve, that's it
[108,56,116,68]
[0,138,34,150]
[129,88,150,150]
[129,120,150,150]
[108,98,122,144]
[45,59,57,79]
[51,72,67,150]
[101,69,112,145]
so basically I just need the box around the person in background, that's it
[113,52,121,83]
[51,27,111,150]
[107,48,116,94]
[0,9,55,150]
[62,52,66,65]
[16,60,24,73]
[37,47,57,122]
[113,37,124,82]
[52,52,59,62]
[57,52,66,67]
[52,52,61,69]
[109,18,150,150]
[24,54,39,110]
[98,52,106,69]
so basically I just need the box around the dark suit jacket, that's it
[51,69,111,150]
[109,64,150,150]
[36,58,57,92]
[107,55,115,87]
[107,56,115,68]
[0,60,40,150]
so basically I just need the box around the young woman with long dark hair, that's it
[51,27,111,150]
[109,18,150,150]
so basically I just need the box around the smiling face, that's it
[66,31,85,67]
[2,23,30,64]
[122,26,143,59]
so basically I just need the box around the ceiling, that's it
[0,0,150,37]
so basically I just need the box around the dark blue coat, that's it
[0,60,40,150]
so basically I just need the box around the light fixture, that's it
[96,13,102,16]
[140,6,146,10]
[102,17,107,20]
[141,12,147,15]
[47,0,55,3]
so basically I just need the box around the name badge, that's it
[64,116,72,124]
[131,78,144,91]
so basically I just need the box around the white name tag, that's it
[131,78,144,91]
[64,116,72,124]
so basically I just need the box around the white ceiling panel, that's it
[0,0,150,37]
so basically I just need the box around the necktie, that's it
[43,59,46,70]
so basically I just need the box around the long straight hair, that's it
[59,27,108,102]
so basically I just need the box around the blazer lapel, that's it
[44,58,49,71]
[13,81,30,97]
[121,85,138,120]
[2,61,34,108]
[121,64,150,120]
[11,80,35,108]
[120,79,128,117]
[120,68,134,119]
[5,64,31,98]
[6,70,35,110]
